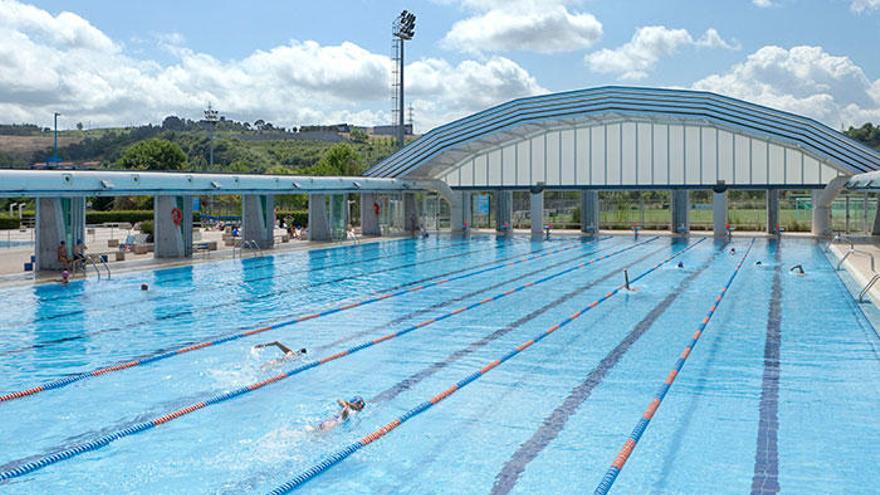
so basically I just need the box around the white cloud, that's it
[441,0,602,54]
[752,0,774,7]
[0,0,546,132]
[693,45,880,127]
[585,26,738,80]
[851,0,880,13]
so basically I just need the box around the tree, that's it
[308,143,365,176]
[118,138,187,171]
[76,122,84,131]
[350,128,369,144]
[162,115,186,131]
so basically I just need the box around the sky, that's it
[1,0,880,133]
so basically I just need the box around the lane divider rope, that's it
[264,238,706,494]
[593,238,755,495]
[0,237,650,481]
[0,238,604,403]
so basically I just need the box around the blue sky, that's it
[2,0,880,131]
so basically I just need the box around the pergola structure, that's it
[366,86,880,238]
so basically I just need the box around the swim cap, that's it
[348,396,365,411]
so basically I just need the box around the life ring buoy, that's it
[171,207,183,226]
[373,202,381,215]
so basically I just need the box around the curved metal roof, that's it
[366,86,880,179]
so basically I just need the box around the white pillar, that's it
[308,193,331,241]
[530,189,544,239]
[767,189,780,234]
[811,176,849,237]
[495,190,513,233]
[713,190,728,239]
[242,194,275,249]
[580,190,599,235]
[360,193,380,236]
[154,195,194,258]
[35,196,86,271]
[671,190,690,234]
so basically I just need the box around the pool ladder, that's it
[233,240,264,259]
[835,240,879,303]
[80,255,111,280]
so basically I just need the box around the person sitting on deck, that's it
[73,240,87,262]
[309,397,366,432]
[253,341,306,367]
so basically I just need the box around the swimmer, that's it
[309,396,366,432]
[141,283,149,291]
[730,247,736,255]
[677,261,684,269]
[755,261,763,266]
[58,270,70,285]
[254,341,307,367]
[790,264,805,275]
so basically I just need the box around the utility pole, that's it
[392,10,415,149]
[51,112,61,164]
[204,103,219,170]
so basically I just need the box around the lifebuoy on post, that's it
[373,202,381,216]
[171,207,183,226]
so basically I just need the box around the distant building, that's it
[370,124,413,137]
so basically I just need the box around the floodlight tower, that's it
[204,103,219,169]
[392,10,415,149]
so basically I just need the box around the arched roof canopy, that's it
[366,86,880,190]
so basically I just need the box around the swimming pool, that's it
[0,234,878,494]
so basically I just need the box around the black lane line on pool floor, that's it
[314,237,623,354]
[20,236,495,325]
[751,242,782,495]
[369,245,671,405]
[490,248,720,495]
[0,238,561,357]
[217,243,669,495]
[0,241,619,472]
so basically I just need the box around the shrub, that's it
[0,216,22,229]
[276,209,309,227]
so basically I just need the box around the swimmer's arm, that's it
[254,341,293,355]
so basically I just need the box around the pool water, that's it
[0,234,878,494]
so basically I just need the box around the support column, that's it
[360,193,380,236]
[35,196,86,271]
[580,190,599,235]
[495,190,513,233]
[242,194,275,249]
[530,188,544,239]
[451,191,472,234]
[404,192,419,233]
[871,197,880,235]
[767,189,780,235]
[671,190,690,234]
[713,190,729,239]
[811,176,849,237]
[308,194,332,241]
[154,195,194,258]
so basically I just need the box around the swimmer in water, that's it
[254,341,307,367]
[310,396,366,432]
[756,261,763,266]
[58,270,70,285]
[730,247,736,255]
[790,264,805,275]
[677,261,684,269]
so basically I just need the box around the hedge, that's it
[0,216,21,229]
[276,209,309,227]
[86,210,154,224]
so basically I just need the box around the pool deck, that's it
[828,237,880,308]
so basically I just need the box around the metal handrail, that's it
[860,274,880,303]
[837,246,876,273]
